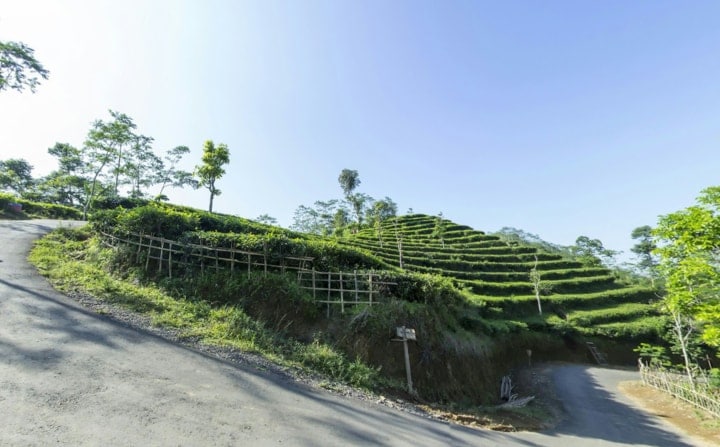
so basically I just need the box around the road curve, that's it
[0,220,708,446]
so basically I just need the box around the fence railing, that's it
[100,231,314,277]
[296,269,397,315]
[100,230,395,314]
[638,360,720,418]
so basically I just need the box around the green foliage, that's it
[0,158,34,194]
[634,343,671,367]
[291,200,345,235]
[654,186,720,379]
[631,225,659,278]
[0,40,49,93]
[91,203,200,239]
[157,145,197,196]
[30,227,382,390]
[195,140,230,213]
[379,272,465,307]
[0,192,82,219]
[576,316,667,339]
[571,235,619,267]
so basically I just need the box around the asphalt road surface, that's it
[0,220,708,446]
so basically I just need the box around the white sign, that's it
[396,326,416,341]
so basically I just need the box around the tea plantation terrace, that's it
[339,214,663,343]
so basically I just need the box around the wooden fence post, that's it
[369,273,373,306]
[136,232,143,263]
[340,271,345,314]
[145,237,152,271]
[263,241,268,276]
[168,241,173,278]
[158,239,164,272]
[354,270,358,302]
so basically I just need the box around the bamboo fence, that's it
[296,269,397,316]
[639,360,720,418]
[100,231,395,314]
[100,230,313,277]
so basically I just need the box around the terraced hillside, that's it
[340,214,664,344]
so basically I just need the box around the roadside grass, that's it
[28,227,382,389]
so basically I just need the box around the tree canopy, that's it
[0,40,49,93]
[654,186,720,351]
[195,140,230,213]
[0,158,34,194]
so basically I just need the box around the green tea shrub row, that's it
[0,192,82,219]
[568,303,659,326]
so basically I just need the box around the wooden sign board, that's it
[396,326,416,341]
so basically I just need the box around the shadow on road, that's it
[531,364,696,446]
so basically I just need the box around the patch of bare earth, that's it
[619,381,720,446]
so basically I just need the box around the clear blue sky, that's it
[1,0,719,262]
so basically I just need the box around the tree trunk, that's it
[114,147,122,196]
[673,310,695,389]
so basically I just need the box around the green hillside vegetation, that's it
[89,205,660,392]
[339,214,663,344]
[1,192,82,219]
[26,200,664,408]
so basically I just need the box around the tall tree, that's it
[255,214,278,226]
[48,142,83,174]
[80,134,115,219]
[0,158,34,194]
[291,205,320,234]
[195,140,229,213]
[125,134,161,198]
[658,254,715,385]
[291,200,343,235]
[655,186,720,355]
[338,169,360,198]
[393,216,405,269]
[40,143,86,206]
[432,212,447,248]
[156,145,196,200]
[631,225,659,286]
[369,197,398,246]
[529,255,552,316]
[333,208,350,236]
[0,41,49,93]
[84,110,138,196]
[571,236,619,267]
[338,169,365,224]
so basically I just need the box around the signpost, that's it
[392,326,416,394]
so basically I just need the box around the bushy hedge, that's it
[91,205,201,239]
[0,193,82,219]
[182,230,390,272]
[568,303,659,327]
[576,316,668,340]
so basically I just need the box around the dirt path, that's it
[0,220,708,446]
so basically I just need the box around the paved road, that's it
[0,220,708,446]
